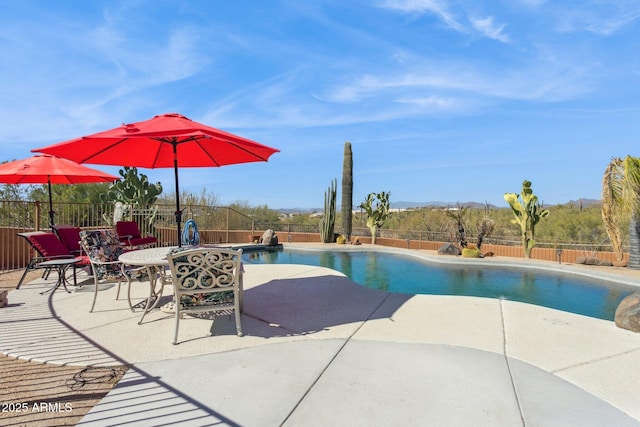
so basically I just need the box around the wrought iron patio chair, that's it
[166,247,244,345]
[17,231,90,289]
[79,229,148,312]
[115,221,157,249]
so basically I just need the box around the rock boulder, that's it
[615,291,640,333]
[260,229,279,246]
[575,256,613,266]
[438,243,461,256]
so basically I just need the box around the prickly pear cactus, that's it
[359,191,391,245]
[100,166,162,228]
[504,180,549,258]
[101,167,162,207]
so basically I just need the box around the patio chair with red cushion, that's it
[52,224,84,256]
[16,231,90,289]
[115,221,157,249]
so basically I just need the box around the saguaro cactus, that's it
[320,179,337,243]
[341,141,353,240]
[504,180,549,258]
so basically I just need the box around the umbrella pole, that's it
[47,177,55,230]
[173,144,182,247]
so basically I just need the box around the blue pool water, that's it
[243,248,637,321]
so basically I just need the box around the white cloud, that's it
[552,2,640,36]
[0,4,215,146]
[470,16,510,43]
[393,95,460,109]
[379,0,511,42]
[319,56,592,106]
[582,10,640,35]
[518,0,548,7]
[203,50,599,131]
[378,0,449,15]
[377,0,465,32]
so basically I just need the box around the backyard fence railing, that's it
[0,200,626,273]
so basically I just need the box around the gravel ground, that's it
[0,270,126,426]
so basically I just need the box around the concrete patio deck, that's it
[2,245,640,426]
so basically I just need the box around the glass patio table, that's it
[119,245,244,324]
[37,257,82,295]
[118,246,176,324]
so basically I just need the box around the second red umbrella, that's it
[0,154,119,228]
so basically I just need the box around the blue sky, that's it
[1,1,639,209]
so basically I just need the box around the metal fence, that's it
[0,200,258,272]
[0,200,114,230]
[253,222,617,253]
[0,200,623,273]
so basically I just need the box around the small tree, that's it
[444,204,468,249]
[359,191,390,244]
[601,156,640,267]
[0,183,34,228]
[476,203,495,251]
[1,183,31,201]
[476,217,495,251]
[504,180,549,258]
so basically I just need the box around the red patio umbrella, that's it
[32,113,279,245]
[0,154,119,228]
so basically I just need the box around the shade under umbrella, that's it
[32,113,279,245]
[0,154,119,228]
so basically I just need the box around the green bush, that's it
[462,247,481,258]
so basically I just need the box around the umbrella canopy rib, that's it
[217,138,273,162]
[76,138,130,164]
[192,139,221,167]
[151,138,167,169]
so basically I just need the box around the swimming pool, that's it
[243,248,638,321]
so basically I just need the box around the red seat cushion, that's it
[116,221,157,246]
[127,236,157,246]
[29,233,71,258]
[55,227,82,253]
[76,255,91,266]
[116,221,142,239]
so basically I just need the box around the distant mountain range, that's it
[391,198,601,209]
[277,198,601,214]
[391,201,495,209]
